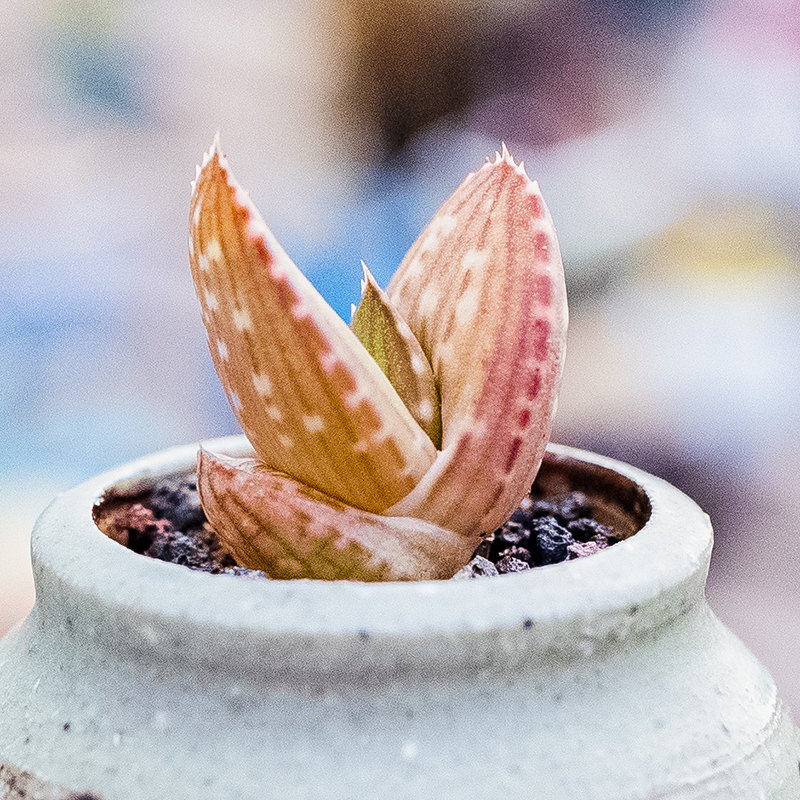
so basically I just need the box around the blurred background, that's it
[2,0,799,713]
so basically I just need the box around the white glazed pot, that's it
[0,436,798,799]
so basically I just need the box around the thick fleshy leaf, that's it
[189,138,436,514]
[351,264,442,448]
[198,450,471,581]
[385,146,568,536]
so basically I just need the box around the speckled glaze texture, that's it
[1,436,798,799]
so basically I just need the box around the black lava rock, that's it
[497,521,530,548]
[145,518,236,573]
[567,517,613,543]
[149,476,206,532]
[498,546,534,565]
[531,491,593,524]
[496,555,531,574]
[146,529,209,569]
[531,517,572,565]
[507,505,535,529]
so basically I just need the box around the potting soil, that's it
[97,474,619,580]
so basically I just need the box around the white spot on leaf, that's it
[343,390,364,411]
[419,287,439,316]
[252,373,273,396]
[320,352,338,373]
[205,238,222,261]
[417,399,434,421]
[462,249,487,270]
[232,307,252,330]
[247,215,270,241]
[410,354,427,375]
[431,214,458,236]
[266,405,283,421]
[455,287,479,323]
[404,257,423,278]
[292,299,311,320]
[303,414,325,433]
[419,214,458,256]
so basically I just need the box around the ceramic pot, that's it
[1,436,798,799]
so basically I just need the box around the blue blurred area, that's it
[2,0,799,494]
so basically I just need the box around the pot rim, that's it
[29,435,711,642]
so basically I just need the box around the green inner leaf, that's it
[352,265,442,449]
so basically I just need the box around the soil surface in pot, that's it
[93,453,650,580]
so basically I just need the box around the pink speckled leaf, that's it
[189,139,435,514]
[198,450,471,581]
[385,146,568,536]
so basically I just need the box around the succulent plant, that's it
[189,137,567,581]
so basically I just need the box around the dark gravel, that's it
[97,477,619,580]
[95,476,267,579]
[452,490,618,580]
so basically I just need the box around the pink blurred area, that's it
[2,0,800,718]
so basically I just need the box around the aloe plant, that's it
[189,137,568,581]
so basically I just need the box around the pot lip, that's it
[30,435,712,637]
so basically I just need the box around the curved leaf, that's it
[385,146,568,537]
[198,450,472,581]
[189,138,436,514]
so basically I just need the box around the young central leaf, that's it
[189,140,436,514]
[352,265,442,449]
